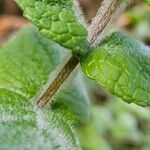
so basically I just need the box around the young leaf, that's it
[81,32,150,106]
[15,0,87,54]
[0,26,90,149]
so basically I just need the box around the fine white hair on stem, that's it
[72,0,88,28]
[87,0,130,47]
[35,0,132,108]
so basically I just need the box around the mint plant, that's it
[0,0,150,149]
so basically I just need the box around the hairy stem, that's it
[37,0,125,108]
[37,55,79,107]
[88,0,121,46]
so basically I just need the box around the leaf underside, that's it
[82,32,150,106]
[15,0,87,54]
[0,26,89,149]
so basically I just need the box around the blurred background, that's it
[0,0,150,150]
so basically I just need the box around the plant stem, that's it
[36,0,124,108]
[88,0,120,46]
[37,55,79,108]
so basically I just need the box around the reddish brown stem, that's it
[88,0,120,45]
[37,55,79,108]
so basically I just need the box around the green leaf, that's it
[0,26,90,149]
[15,0,87,55]
[81,32,150,106]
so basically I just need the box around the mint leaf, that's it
[81,32,150,106]
[15,0,87,54]
[0,26,89,149]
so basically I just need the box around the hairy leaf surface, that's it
[82,32,150,106]
[15,0,87,54]
[0,26,89,149]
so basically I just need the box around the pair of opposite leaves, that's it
[0,0,149,149]
[16,0,150,106]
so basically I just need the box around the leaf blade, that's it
[15,0,88,54]
[0,26,89,149]
[81,32,150,106]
